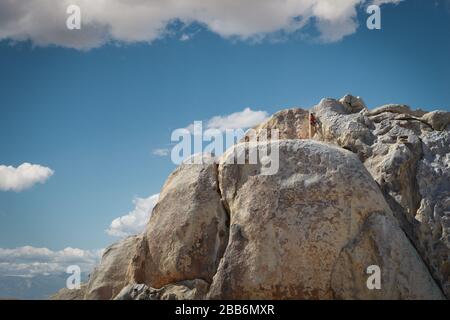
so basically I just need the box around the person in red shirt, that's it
[309,112,317,138]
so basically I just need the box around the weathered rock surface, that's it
[339,94,367,113]
[51,234,142,300]
[130,154,228,289]
[310,96,450,298]
[114,279,209,300]
[227,95,449,298]
[311,98,376,161]
[331,214,443,299]
[249,108,310,140]
[421,110,450,131]
[207,140,443,299]
[84,235,143,300]
[51,284,87,300]
[53,95,449,300]
[368,104,428,118]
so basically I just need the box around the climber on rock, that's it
[309,112,317,138]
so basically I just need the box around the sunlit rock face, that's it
[53,95,449,300]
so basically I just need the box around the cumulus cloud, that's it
[106,193,159,237]
[0,246,101,276]
[206,108,269,131]
[152,148,170,157]
[0,0,403,49]
[186,107,269,133]
[0,163,54,192]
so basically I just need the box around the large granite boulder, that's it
[50,284,87,300]
[114,279,209,300]
[307,96,449,297]
[84,235,143,300]
[207,140,443,299]
[130,154,229,289]
[249,108,310,140]
[53,95,449,300]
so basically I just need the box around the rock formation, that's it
[310,97,450,298]
[52,95,449,300]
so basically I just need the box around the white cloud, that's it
[152,148,170,157]
[0,0,403,50]
[0,246,101,276]
[106,193,159,237]
[0,163,54,192]
[180,34,191,41]
[206,107,269,131]
[372,0,402,5]
[186,107,269,133]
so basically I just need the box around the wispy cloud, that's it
[0,246,101,276]
[106,193,159,238]
[0,163,54,192]
[152,148,170,157]
[371,0,402,5]
[0,0,403,50]
[180,34,191,42]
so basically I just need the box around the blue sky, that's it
[0,0,449,275]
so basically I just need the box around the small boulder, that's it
[421,110,450,131]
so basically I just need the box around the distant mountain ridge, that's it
[0,273,89,300]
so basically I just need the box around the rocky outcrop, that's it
[311,98,376,161]
[84,235,143,300]
[53,95,449,300]
[128,154,228,289]
[310,96,450,297]
[421,111,450,131]
[114,279,209,300]
[368,104,428,118]
[207,140,442,299]
[331,214,443,299]
[339,94,367,113]
[249,108,310,140]
[50,284,87,300]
